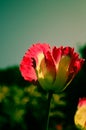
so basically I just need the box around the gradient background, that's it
[0,0,86,68]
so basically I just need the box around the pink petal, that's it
[20,56,37,82]
[28,43,50,64]
[65,48,84,87]
[37,51,56,90]
[20,43,51,82]
[69,52,84,75]
[45,51,56,79]
[61,46,74,56]
[78,98,86,108]
[52,46,62,64]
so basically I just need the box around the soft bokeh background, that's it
[0,0,86,68]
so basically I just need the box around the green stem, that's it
[45,91,53,130]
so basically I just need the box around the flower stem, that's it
[45,91,53,130]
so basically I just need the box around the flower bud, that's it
[74,98,86,130]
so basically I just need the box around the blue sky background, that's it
[0,0,86,68]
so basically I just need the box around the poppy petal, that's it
[20,43,50,82]
[28,43,50,64]
[53,55,71,92]
[52,47,62,69]
[36,51,56,91]
[20,56,37,82]
[65,48,84,87]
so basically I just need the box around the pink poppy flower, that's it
[20,43,84,93]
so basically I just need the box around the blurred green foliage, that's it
[0,84,67,130]
[0,45,86,130]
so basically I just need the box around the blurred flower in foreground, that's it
[74,98,86,130]
[56,124,63,130]
[20,43,84,93]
